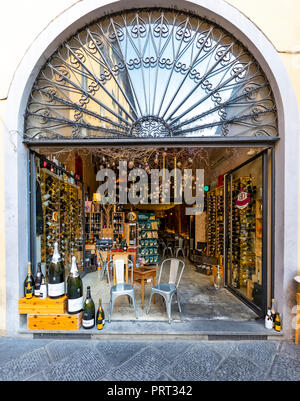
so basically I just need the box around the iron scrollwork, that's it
[24,9,277,140]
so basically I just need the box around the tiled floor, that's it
[82,256,257,323]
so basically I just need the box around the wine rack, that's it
[206,186,224,262]
[112,211,125,244]
[39,166,83,268]
[230,176,258,290]
[85,211,102,244]
[137,212,159,265]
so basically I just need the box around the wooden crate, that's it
[18,296,67,315]
[27,312,82,331]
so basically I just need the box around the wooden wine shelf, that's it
[27,312,82,331]
[19,296,82,331]
[18,295,67,315]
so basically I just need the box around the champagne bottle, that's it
[264,309,273,330]
[271,299,276,328]
[274,313,281,332]
[47,242,65,299]
[67,256,83,314]
[82,286,95,329]
[24,262,35,298]
[96,298,105,330]
[34,262,44,297]
[39,276,47,299]
[25,281,34,299]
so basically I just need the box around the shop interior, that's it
[32,146,266,324]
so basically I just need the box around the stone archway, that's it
[3,0,298,336]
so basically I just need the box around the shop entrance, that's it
[28,145,272,328]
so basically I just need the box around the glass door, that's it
[29,150,86,277]
[224,150,268,315]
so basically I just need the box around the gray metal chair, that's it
[107,256,138,323]
[147,258,185,323]
[174,237,185,258]
[95,247,109,280]
[161,239,173,257]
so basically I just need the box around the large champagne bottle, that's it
[34,262,44,297]
[96,298,105,330]
[24,262,35,298]
[82,286,95,329]
[67,256,83,314]
[48,242,65,299]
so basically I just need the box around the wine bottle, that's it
[24,262,35,298]
[67,256,83,314]
[96,298,105,330]
[271,299,276,328]
[47,242,65,299]
[25,281,34,299]
[34,262,44,297]
[82,286,95,329]
[274,313,281,332]
[39,276,47,299]
[264,309,273,330]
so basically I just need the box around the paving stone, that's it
[45,340,92,363]
[26,371,49,381]
[165,343,222,381]
[156,373,174,381]
[151,341,192,362]
[0,347,50,381]
[109,346,170,381]
[213,355,265,381]
[201,341,237,358]
[0,338,49,366]
[94,340,148,367]
[279,341,300,362]
[43,348,108,381]
[228,341,280,369]
[270,354,300,381]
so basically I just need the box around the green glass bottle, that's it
[34,262,44,297]
[96,298,105,330]
[48,242,65,299]
[67,256,83,314]
[24,262,35,298]
[82,286,95,329]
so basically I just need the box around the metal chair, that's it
[174,237,185,258]
[95,247,109,281]
[107,255,138,323]
[147,258,185,324]
[160,239,173,257]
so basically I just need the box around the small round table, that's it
[133,267,157,309]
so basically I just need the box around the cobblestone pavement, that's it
[0,337,299,381]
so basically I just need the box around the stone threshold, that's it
[18,319,284,341]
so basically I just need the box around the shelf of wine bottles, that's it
[39,164,83,268]
[229,176,257,289]
[206,186,224,259]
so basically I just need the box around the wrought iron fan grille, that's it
[24,9,277,141]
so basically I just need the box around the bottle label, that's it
[82,318,95,328]
[48,282,65,297]
[40,285,47,299]
[68,296,83,313]
[97,322,103,330]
